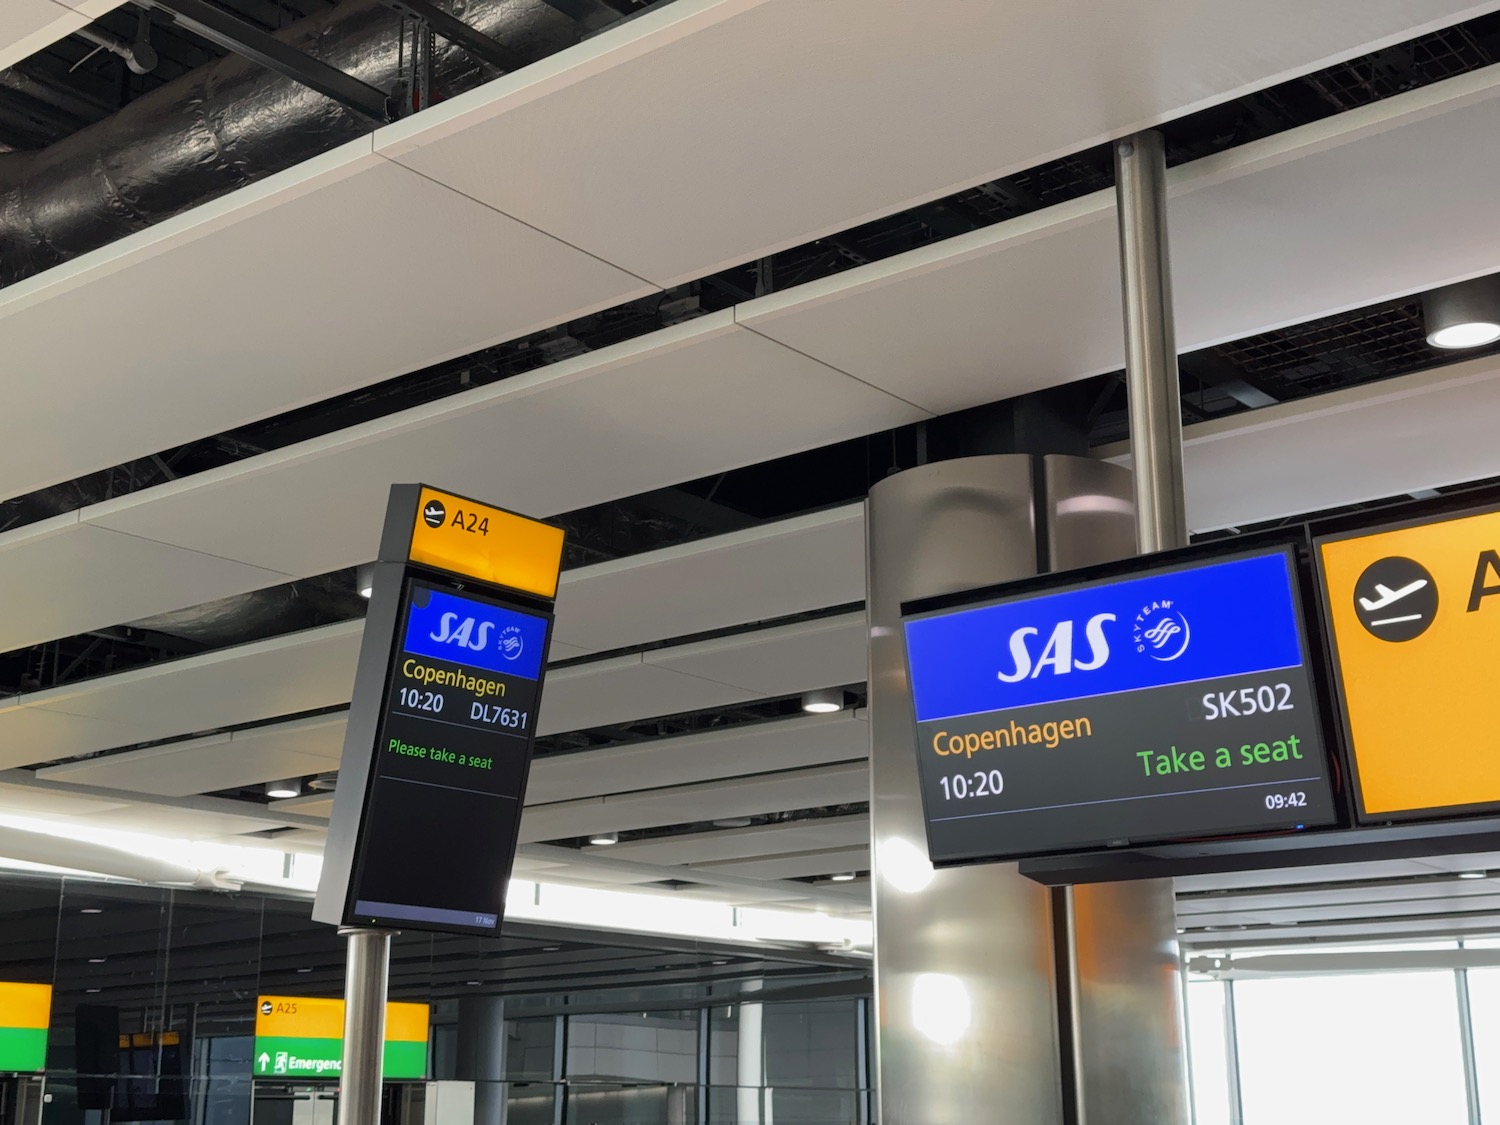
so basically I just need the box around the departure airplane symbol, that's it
[1359,579,1429,625]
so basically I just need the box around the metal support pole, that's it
[338,928,393,1125]
[1115,131,1188,552]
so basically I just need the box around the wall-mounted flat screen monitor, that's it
[902,546,1339,864]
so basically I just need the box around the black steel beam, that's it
[132,0,390,121]
[377,0,526,72]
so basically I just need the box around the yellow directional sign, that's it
[253,996,429,1079]
[406,486,564,599]
[1318,506,1500,819]
[0,983,51,1072]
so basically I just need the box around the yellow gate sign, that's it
[253,996,428,1080]
[1318,506,1500,819]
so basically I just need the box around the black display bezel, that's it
[339,571,553,936]
[902,536,1349,866]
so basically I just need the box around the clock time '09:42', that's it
[938,770,1004,801]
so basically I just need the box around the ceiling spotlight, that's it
[1459,871,1487,880]
[88,958,107,964]
[588,831,619,846]
[307,773,338,792]
[802,688,844,714]
[466,980,482,986]
[1424,276,1500,349]
[80,908,103,915]
[266,779,301,800]
[831,872,857,883]
[356,563,376,599]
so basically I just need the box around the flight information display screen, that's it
[346,579,549,933]
[902,546,1339,864]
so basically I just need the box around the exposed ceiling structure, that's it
[1,0,1499,950]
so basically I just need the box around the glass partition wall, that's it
[0,870,872,1125]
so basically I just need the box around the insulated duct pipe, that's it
[0,823,241,888]
[0,0,578,286]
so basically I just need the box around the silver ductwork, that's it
[0,0,578,286]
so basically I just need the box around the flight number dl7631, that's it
[1203,682,1294,721]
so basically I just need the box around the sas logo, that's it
[997,613,1114,682]
[1134,600,1191,662]
[430,613,494,651]
[498,625,524,661]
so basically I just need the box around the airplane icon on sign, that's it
[1359,579,1429,624]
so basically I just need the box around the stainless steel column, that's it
[456,995,508,1125]
[338,927,392,1125]
[867,456,1065,1125]
[1115,130,1188,553]
[869,454,1189,1125]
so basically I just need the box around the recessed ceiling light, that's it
[80,908,103,915]
[831,872,856,882]
[297,967,313,973]
[266,779,301,800]
[542,946,560,952]
[1424,277,1500,349]
[802,688,843,714]
[86,988,101,994]
[588,831,619,846]
[466,980,482,986]
[88,958,107,964]
[356,563,376,599]
[1459,871,1487,880]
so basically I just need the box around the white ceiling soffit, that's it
[0,137,654,503]
[539,612,865,735]
[14,608,866,782]
[0,622,360,770]
[34,713,347,797]
[518,761,869,843]
[526,710,868,806]
[44,316,904,643]
[0,1,125,71]
[0,512,292,658]
[376,0,1495,288]
[738,66,1500,415]
[695,847,870,881]
[589,813,870,866]
[1101,354,1500,531]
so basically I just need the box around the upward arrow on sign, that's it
[258,1053,270,1071]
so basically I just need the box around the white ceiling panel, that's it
[518,761,869,842]
[0,780,129,818]
[377,0,1492,287]
[553,505,865,655]
[83,315,916,583]
[594,814,869,866]
[1,1,125,71]
[0,703,130,771]
[526,711,867,807]
[35,714,346,797]
[644,612,865,695]
[0,138,653,502]
[537,654,759,737]
[696,847,870,881]
[741,68,1500,415]
[0,513,290,655]
[0,622,360,768]
[1103,354,1500,532]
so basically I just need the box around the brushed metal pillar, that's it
[868,454,1188,1125]
[456,995,508,1125]
[338,927,392,1125]
[1042,455,1190,1125]
[868,456,1060,1125]
[1115,131,1188,554]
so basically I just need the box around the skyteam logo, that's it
[1134,601,1190,662]
[498,625,524,661]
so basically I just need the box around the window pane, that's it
[1458,966,1500,1118]
[1234,971,1467,1125]
[1185,980,1232,1125]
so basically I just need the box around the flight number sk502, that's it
[1203,683,1294,721]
